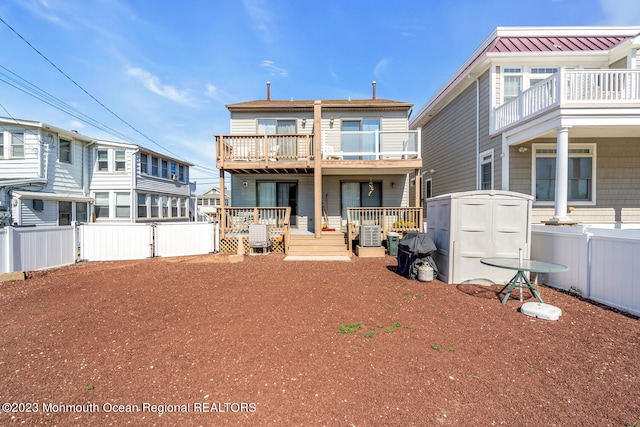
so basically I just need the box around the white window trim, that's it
[96,149,110,172]
[501,67,523,104]
[479,148,494,190]
[531,143,597,207]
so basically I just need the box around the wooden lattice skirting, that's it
[219,236,285,254]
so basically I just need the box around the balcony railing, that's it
[322,130,420,160]
[215,130,420,164]
[216,134,314,163]
[494,68,640,132]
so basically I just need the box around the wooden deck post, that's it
[314,100,323,238]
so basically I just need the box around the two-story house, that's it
[0,117,93,226]
[215,83,423,256]
[197,185,231,217]
[89,140,194,222]
[410,26,640,226]
[0,117,195,226]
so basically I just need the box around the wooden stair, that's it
[286,232,352,257]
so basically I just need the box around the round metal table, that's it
[480,257,568,304]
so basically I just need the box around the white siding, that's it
[230,113,313,135]
[0,128,41,179]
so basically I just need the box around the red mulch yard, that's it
[0,254,638,426]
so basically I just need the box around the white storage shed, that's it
[426,190,533,284]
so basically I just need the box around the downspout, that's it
[131,148,139,222]
[475,78,480,189]
[313,100,323,238]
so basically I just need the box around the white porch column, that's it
[550,127,571,223]
[501,133,509,191]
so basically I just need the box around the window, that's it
[171,197,178,217]
[257,181,298,217]
[503,68,522,103]
[529,67,558,87]
[12,132,25,158]
[341,119,380,160]
[59,138,72,163]
[341,181,382,222]
[423,177,433,201]
[140,153,148,174]
[115,150,126,172]
[58,201,72,225]
[257,119,296,134]
[151,157,159,176]
[162,196,169,217]
[97,150,108,171]
[76,202,88,222]
[94,192,109,218]
[0,132,4,158]
[137,193,147,218]
[162,160,168,178]
[182,198,188,217]
[151,195,159,217]
[115,192,130,218]
[479,149,494,190]
[178,165,184,182]
[533,144,595,204]
[33,199,44,211]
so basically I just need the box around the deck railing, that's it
[494,68,640,132]
[217,207,291,238]
[216,135,313,163]
[321,130,420,160]
[346,207,423,249]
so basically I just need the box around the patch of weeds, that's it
[415,293,423,298]
[431,344,442,351]
[86,384,94,391]
[377,324,384,329]
[368,326,377,331]
[384,305,395,311]
[385,327,395,333]
[391,322,402,328]
[338,323,363,334]
[402,291,412,296]
[363,333,377,338]
[446,347,456,352]
[404,325,414,332]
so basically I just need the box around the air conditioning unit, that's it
[171,174,178,181]
[360,225,382,247]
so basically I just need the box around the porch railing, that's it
[216,135,314,163]
[321,130,420,160]
[217,207,291,240]
[346,207,423,249]
[494,68,640,132]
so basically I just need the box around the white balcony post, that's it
[558,68,567,103]
[374,129,379,159]
[550,127,571,223]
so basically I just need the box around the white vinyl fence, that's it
[1,226,76,274]
[531,224,640,317]
[1,222,219,274]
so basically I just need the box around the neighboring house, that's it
[214,82,422,255]
[0,117,93,227]
[410,26,640,225]
[197,185,230,216]
[89,140,194,222]
[0,116,195,226]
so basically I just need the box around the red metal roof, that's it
[488,36,631,53]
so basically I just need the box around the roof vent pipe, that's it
[266,81,271,101]
[372,81,376,99]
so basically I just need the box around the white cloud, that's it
[598,0,640,25]
[68,120,84,129]
[242,0,274,43]
[127,67,195,106]
[204,84,233,104]
[374,58,391,82]
[260,60,288,78]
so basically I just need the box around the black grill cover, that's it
[397,232,438,280]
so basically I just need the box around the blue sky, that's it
[1,0,639,191]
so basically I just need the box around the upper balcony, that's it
[493,68,640,134]
[215,130,421,173]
